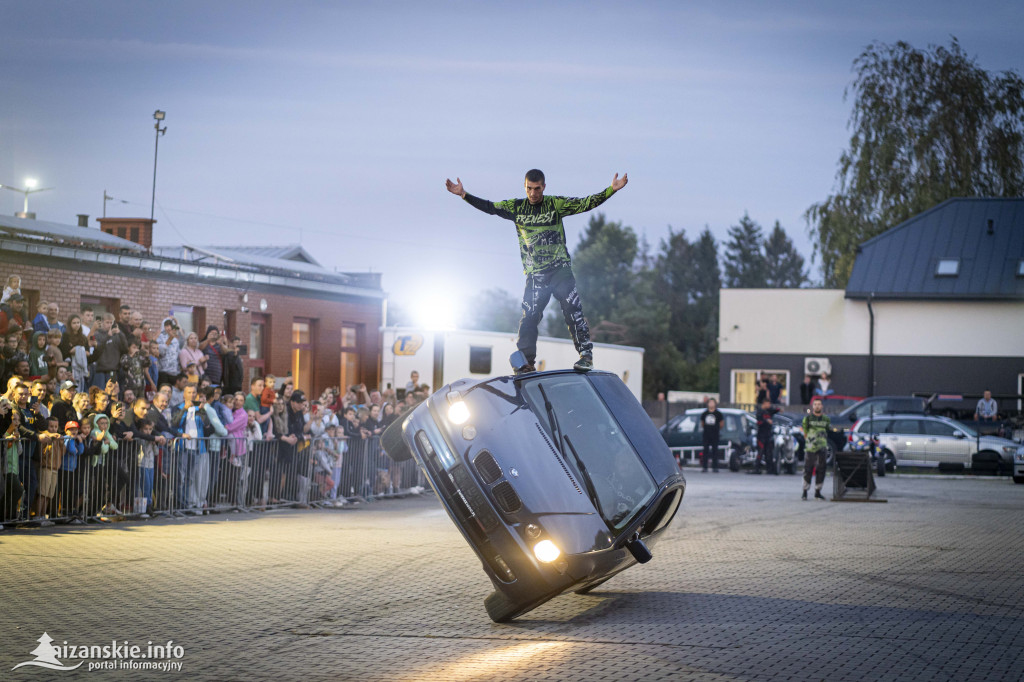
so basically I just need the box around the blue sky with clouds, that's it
[1,1,1021,314]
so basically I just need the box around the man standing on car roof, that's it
[445,170,628,374]
[802,397,831,500]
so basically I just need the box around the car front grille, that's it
[491,481,522,514]
[474,451,502,485]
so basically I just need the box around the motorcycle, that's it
[772,422,798,474]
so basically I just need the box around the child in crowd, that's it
[135,418,157,517]
[60,420,86,523]
[260,374,277,412]
[28,331,48,379]
[34,415,63,524]
[324,423,345,505]
[44,328,67,381]
[3,408,24,521]
[1,274,21,305]
[146,341,161,397]
[184,362,201,386]
[31,301,48,330]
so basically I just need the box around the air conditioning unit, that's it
[804,357,832,376]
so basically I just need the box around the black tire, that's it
[381,414,413,462]
[1014,475,1024,484]
[484,590,522,623]
[876,452,886,477]
[729,451,741,472]
[575,575,614,595]
[972,450,1001,475]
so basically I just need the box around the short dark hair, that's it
[525,169,545,184]
[137,418,153,429]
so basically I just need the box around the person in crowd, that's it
[700,398,724,473]
[103,377,121,403]
[814,373,834,397]
[118,338,148,401]
[30,380,50,421]
[753,398,779,475]
[221,336,244,395]
[1,274,21,305]
[0,294,27,336]
[34,415,64,524]
[178,332,206,379]
[90,313,128,389]
[199,326,223,387]
[79,308,94,337]
[281,390,311,505]
[156,318,182,387]
[170,383,211,514]
[800,374,815,405]
[767,374,782,404]
[366,403,386,437]
[3,407,25,522]
[58,419,86,523]
[267,397,288,502]
[243,408,265,507]
[261,375,278,413]
[145,340,161,397]
[382,401,399,429]
[42,329,66,381]
[974,390,998,422]
[71,391,90,424]
[50,380,77,429]
[170,374,188,406]
[755,378,769,406]
[107,401,135,515]
[309,403,340,439]
[192,387,227,510]
[244,376,273,433]
[222,392,248,508]
[323,422,345,505]
[28,331,49,379]
[85,412,118,519]
[31,301,49,333]
[802,397,832,500]
[133,417,157,517]
[405,370,420,396]
[340,405,366,497]
[59,314,89,359]
[115,305,133,339]
[147,391,175,516]
[33,302,66,335]
[201,386,231,507]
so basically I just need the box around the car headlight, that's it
[1001,446,1017,456]
[533,539,561,563]
[448,401,470,425]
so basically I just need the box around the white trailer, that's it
[380,327,644,400]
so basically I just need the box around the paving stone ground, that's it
[1,472,1022,681]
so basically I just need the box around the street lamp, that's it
[150,109,167,223]
[0,177,54,218]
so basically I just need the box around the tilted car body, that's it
[382,369,686,622]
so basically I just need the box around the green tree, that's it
[763,221,808,288]
[572,213,638,324]
[807,38,1024,287]
[723,213,767,288]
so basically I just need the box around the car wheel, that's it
[381,414,413,462]
[484,590,522,623]
[729,451,741,472]
[883,449,897,473]
[971,450,1001,475]
[876,452,886,477]
[1014,475,1024,485]
[575,575,614,595]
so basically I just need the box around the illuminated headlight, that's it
[533,539,561,563]
[448,401,470,425]
[1015,448,1024,462]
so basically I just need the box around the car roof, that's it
[682,407,749,415]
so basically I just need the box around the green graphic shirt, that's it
[464,186,616,274]
[802,413,832,453]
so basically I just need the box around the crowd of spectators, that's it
[0,278,431,528]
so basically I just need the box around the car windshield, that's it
[522,374,657,532]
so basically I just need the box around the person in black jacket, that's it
[700,399,724,473]
[753,399,780,475]
[49,380,77,430]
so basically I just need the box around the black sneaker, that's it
[801,490,808,500]
[573,354,593,372]
[814,490,826,500]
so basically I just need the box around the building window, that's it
[340,324,362,392]
[469,346,492,374]
[248,313,268,382]
[935,258,959,276]
[292,318,316,396]
[80,295,119,321]
[170,305,194,336]
[730,369,791,406]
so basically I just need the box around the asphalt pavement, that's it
[1,471,1022,681]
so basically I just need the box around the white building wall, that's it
[720,289,1024,358]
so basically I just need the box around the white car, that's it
[850,413,1021,475]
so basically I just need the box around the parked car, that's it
[837,395,927,424]
[383,368,686,622]
[1015,449,1024,484]
[659,407,755,472]
[849,413,1021,474]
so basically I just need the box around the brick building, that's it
[0,213,385,396]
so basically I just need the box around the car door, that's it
[922,418,971,467]
[887,417,928,466]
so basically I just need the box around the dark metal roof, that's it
[0,213,147,253]
[845,198,1024,300]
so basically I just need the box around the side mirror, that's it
[953,431,966,439]
[626,532,653,564]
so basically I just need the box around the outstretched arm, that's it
[445,177,466,198]
[557,172,629,216]
[611,172,628,191]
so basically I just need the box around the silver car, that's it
[850,413,1021,474]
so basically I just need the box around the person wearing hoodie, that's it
[197,386,228,508]
[85,412,118,519]
[27,331,48,380]
[89,313,128,389]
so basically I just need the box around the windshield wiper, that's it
[563,434,606,521]
[537,383,565,456]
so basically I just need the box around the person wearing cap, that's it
[50,380,77,430]
[280,390,310,503]
[57,419,86,522]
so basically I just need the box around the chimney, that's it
[96,217,154,250]
[77,214,89,228]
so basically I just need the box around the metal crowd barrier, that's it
[1,434,424,528]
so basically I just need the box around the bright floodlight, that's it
[24,178,37,189]
[154,110,165,121]
[416,293,459,331]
